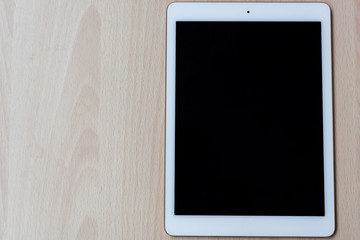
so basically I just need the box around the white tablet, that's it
[165,2,334,237]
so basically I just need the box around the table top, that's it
[0,0,359,239]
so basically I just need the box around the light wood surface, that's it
[0,0,359,239]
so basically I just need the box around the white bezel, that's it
[165,2,334,237]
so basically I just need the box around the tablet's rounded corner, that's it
[320,220,336,237]
[166,2,179,15]
[325,222,336,237]
[164,221,177,237]
[318,2,331,15]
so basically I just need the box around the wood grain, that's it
[0,0,359,239]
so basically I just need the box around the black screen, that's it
[175,22,324,216]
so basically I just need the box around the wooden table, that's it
[0,0,359,239]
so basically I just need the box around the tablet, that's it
[165,2,334,237]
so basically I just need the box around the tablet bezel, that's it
[165,2,334,237]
